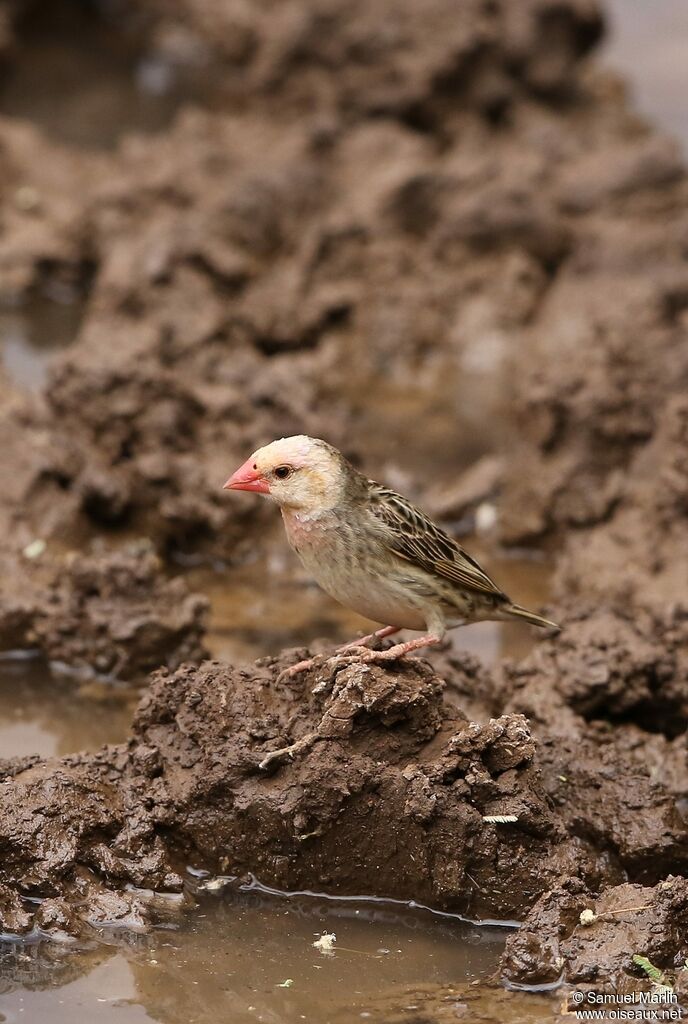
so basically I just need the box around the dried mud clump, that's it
[499,161,688,550]
[504,606,688,737]
[553,396,688,611]
[485,607,688,999]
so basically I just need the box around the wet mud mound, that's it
[0,655,584,933]
[0,0,612,560]
[0,647,686,971]
[502,875,688,997]
[0,544,208,678]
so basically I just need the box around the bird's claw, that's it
[276,658,317,683]
[353,646,396,664]
[276,636,424,685]
[277,649,360,684]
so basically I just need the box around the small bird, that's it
[224,435,558,672]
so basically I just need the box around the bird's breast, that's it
[280,508,428,630]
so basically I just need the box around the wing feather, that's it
[368,484,507,599]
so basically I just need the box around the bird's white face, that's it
[224,435,346,513]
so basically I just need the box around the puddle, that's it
[0,2,217,151]
[0,292,85,391]
[603,0,688,152]
[0,883,512,1024]
[345,356,509,490]
[0,655,137,757]
[449,544,554,666]
[185,529,553,670]
[185,546,371,667]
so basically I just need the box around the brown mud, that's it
[0,0,686,1019]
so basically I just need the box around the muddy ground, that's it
[0,0,687,1016]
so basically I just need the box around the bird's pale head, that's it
[224,435,350,512]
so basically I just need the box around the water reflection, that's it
[0,886,507,1024]
[0,655,137,757]
[0,293,84,391]
[0,3,216,150]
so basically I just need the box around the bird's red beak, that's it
[223,457,270,494]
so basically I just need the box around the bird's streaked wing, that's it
[368,483,507,598]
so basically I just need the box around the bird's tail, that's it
[501,602,560,631]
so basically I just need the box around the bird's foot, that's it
[354,634,442,664]
[335,625,400,652]
[258,730,319,770]
[276,627,401,683]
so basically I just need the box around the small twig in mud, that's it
[604,904,652,916]
[259,730,321,770]
[311,932,378,957]
[199,876,231,892]
[578,903,653,927]
[297,829,321,840]
[328,947,385,957]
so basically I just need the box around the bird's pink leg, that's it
[277,657,319,681]
[277,626,401,682]
[357,634,442,663]
[336,625,400,652]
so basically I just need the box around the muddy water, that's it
[0,883,513,1024]
[0,655,137,757]
[0,293,85,390]
[0,3,217,150]
[345,359,509,487]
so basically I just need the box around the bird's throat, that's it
[281,507,332,553]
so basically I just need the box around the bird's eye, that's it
[274,465,292,480]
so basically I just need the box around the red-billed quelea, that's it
[223,435,559,678]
